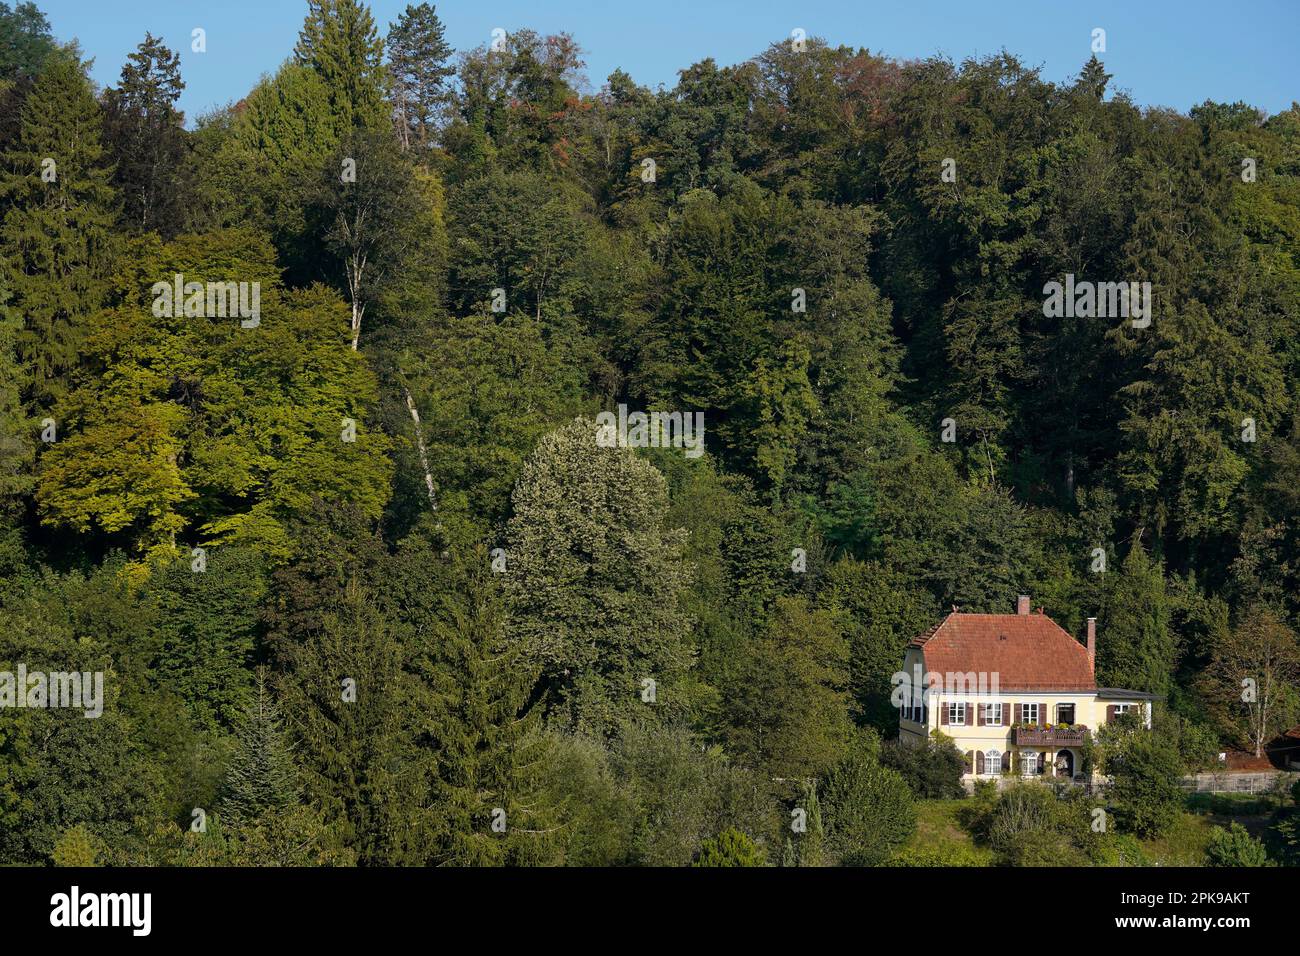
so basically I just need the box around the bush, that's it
[693,827,766,867]
[1205,823,1271,867]
[879,737,965,799]
[1106,736,1185,838]
[821,746,915,866]
[980,785,1080,866]
[1087,832,1153,867]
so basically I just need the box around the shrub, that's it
[1205,823,1271,867]
[1106,736,1185,838]
[879,737,965,799]
[821,747,915,865]
[693,827,766,867]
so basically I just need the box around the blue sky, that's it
[41,0,1300,124]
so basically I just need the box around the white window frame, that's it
[1113,703,1134,716]
[948,702,966,726]
[1021,751,1038,776]
[982,703,1003,726]
[1021,703,1039,725]
[986,749,1002,775]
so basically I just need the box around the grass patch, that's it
[1186,792,1275,816]
[1137,812,1214,866]
[891,799,995,866]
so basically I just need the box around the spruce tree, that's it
[0,47,116,412]
[0,283,28,504]
[102,33,187,236]
[390,541,556,865]
[294,0,388,132]
[219,675,299,824]
[1097,541,1175,696]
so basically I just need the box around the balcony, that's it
[1011,725,1090,747]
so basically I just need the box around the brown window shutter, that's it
[965,750,973,772]
[976,751,985,774]
[975,703,983,726]
[1038,707,1046,727]
[940,702,948,725]
[1106,705,1117,722]
[1013,703,1021,724]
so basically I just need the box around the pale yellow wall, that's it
[897,648,1151,777]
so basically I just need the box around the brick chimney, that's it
[1016,594,1030,615]
[1086,617,1097,672]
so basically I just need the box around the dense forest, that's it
[1,0,1299,867]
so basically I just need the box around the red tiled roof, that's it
[909,611,1096,692]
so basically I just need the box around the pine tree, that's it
[0,47,116,413]
[386,3,453,153]
[102,33,187,236]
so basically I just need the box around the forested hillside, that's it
[1,0,1299,866]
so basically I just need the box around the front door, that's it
[1055,749,1075,779]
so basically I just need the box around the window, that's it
[986,749,1002,774]
[1113,704,1134,716]
[1056,703,1075,724]
[948,702,966,726]
[1021,751,1038,776]
[1021,703,1039,725]
[982,703,1003,726]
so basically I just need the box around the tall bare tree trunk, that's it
[403,384,437,511]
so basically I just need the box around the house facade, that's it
[897,595,1156,781]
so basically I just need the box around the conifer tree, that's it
[692,827,764,866]
[0,284,28,504]
[219,675,299,824]
[294,0,387,133]
[390,542,557,865]
[0,46,116,412]
[1097,541,1176,697]
[102,33,187,237]
[386,2,453,153]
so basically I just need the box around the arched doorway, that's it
[1055,749,1075,779]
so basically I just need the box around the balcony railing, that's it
[1011,725,1090,747]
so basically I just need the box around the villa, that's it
[897,595,1157,782]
